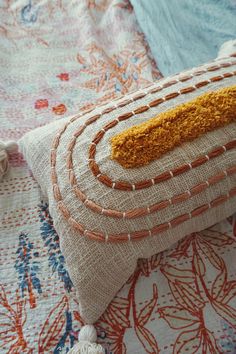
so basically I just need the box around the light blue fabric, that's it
[131,0,236,76]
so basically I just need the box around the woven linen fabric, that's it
[20,55,236,324]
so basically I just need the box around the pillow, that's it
[20,55,236,332]
[130,0,236,75]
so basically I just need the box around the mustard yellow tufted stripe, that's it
[111,86,236,168]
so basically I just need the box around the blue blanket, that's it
[131,0,236,76]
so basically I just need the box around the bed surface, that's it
[0,1,236,353]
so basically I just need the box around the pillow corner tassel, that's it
[67,325,105,354]
[0,141,18,181]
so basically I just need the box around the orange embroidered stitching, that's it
[61,186,236,242]
[50,58,236,242]
[67,164,236,218]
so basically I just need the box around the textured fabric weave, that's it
[20,56,236,324]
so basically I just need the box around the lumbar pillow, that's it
[19,54,236,352]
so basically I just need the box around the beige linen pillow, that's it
[20,55,236,327]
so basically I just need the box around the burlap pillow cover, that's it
[20,55,236,329]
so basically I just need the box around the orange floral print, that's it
[35,99,49,109]
[52,104,67,115]
[57,73,69,81]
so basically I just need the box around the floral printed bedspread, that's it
[0,1,236,353]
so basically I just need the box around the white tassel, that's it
[0,141,18,181]
[217,39,236,58]
[67,325,105,354]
